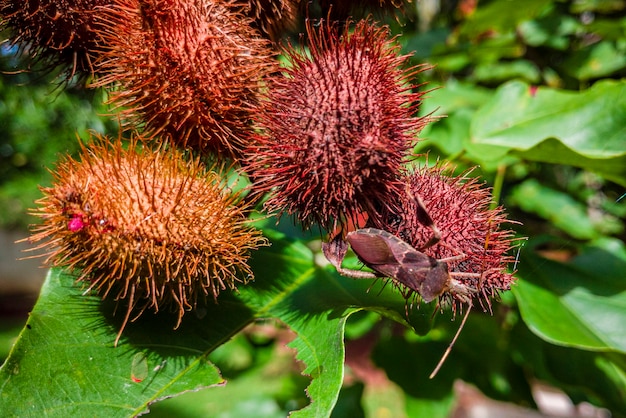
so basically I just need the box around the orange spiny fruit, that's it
[26,133,267,344]
[92,0,277,160]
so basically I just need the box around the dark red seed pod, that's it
[380,164,518,308]
[25,133,267,344]
[92,0,277,159]
[0,0,110,79]
[247,18,429,230]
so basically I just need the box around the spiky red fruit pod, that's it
[0,0,109,78]
[384,164,517,308]
[247,19,429,230]
[25,134,267,344]
[92,0,277,159]
[245,0,300,42]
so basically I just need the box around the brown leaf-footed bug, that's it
[322,192,481,303]
[322,193,482,378]
[323,228,478,302]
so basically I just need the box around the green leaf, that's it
[421,81,494,115]
[286,312,347,418]
[514,237,626,353]
[472,60,541,84]
[561,41,626,80]
[570,0,626,14]
[0,269,225,417]
[238,235,350,417]
[148,332,308,417]
[0,231,435,417]
[518,14,580,49]
[471,79,626,158]
[584,18,626,40]
[541,345,626,412]
[508,179,600,240]
[240,233,436,417]
[469,80,626,181]
[512,138,626,187]
[511,320,626,413]
[459,0,553,38]
[417,81,493,156]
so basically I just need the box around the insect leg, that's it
[322,232,379,280]
[429,300,472,379]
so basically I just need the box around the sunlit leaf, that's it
[468,80,626,180]
[514,237,626,352]
[0,231,436,417]
[0,269,226,417]
[508,179,599,239]
[561,41,626,80]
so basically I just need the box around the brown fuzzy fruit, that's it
[26,134,267,344]
[382,164,517,309]
[247,19,429,230]
[0,0,110,78]
[92,0,277,159]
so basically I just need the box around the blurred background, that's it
[0,41,119,361]
[1,0,625,417]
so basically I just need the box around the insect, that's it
[322,193,480,303]
[322,192,482,378]
[334,228,477,302]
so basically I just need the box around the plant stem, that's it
[490,163,506,209]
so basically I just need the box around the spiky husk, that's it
[247,19,429,230]
[383,164,517,309]
[92,0,277,159]
[0,0,109,78]
[26,134,267,342]
[245,0,300,42]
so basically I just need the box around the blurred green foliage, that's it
[1,1,625,417]
[0,44,117,228]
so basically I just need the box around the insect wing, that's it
[413,263,449,302]
[349,228,450,302]
[346,229,401,278]
[376,231,448,301]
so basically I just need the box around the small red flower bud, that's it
[67,215,86,232]
[248,19,429,230]
[25,134,267,344]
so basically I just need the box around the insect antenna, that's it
[429,300,472,379]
